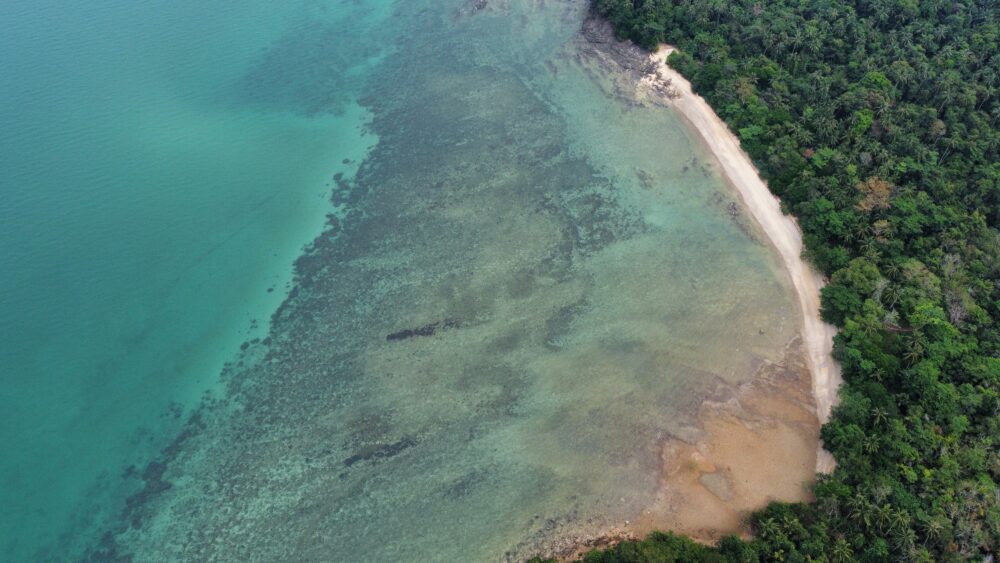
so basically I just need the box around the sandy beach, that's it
[644,46,842,470]
[537,32,848,556]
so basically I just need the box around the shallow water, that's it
[0,0,798,560]
[0,0,381,558]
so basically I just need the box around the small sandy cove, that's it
[647,46,841,434]
[548,39,845,558]
[644,45,841,432]
[631,45,843,546]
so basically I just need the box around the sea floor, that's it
[2,0,811,560]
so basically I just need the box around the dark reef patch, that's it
[343,436,417,468]
[385,319,460,341]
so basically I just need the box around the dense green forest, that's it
[575,0,1000,561]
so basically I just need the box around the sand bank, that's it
[643,46,842,472]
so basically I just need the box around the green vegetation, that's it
[582,0,1000,560]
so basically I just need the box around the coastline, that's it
[644,45,842,472]
[527,27,843,557]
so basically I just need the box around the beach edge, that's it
[648,45,842,473]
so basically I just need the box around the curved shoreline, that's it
[646,46,842,472]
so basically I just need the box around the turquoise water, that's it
[0,0,382,558]
[1,0,799,560]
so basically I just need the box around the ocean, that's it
[0,0,798,560]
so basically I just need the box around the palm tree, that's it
[937,134,963,164]
[904,336,925,365]
[851,500,874,529]
[870,367,886,383]
[789,122,814,146]
[876,504,895,533]
[922,518,944,546]
[872,406,888,426]
[890,509,910,533]
[872,1,890,25]
[706,0,728,25]
[872,485,892,504]
[863,435,880,454]
[757,517,781,539]
[831,538,853,562]
[936,73,962,114]
[818,495,841,519]
[803,29,822,57]
[884,287,901,310]
[787,27,804,54]
[851,221,872,243]
[892,526,918,557]
[861,315,881,337]
[882,309,901,330]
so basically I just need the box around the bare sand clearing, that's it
[643,45,842,468]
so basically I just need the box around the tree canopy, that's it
[580,0,1000,560]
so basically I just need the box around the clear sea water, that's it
[0,0,798,560]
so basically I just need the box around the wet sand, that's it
[632,341,821,543]
[552,342,821,557]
